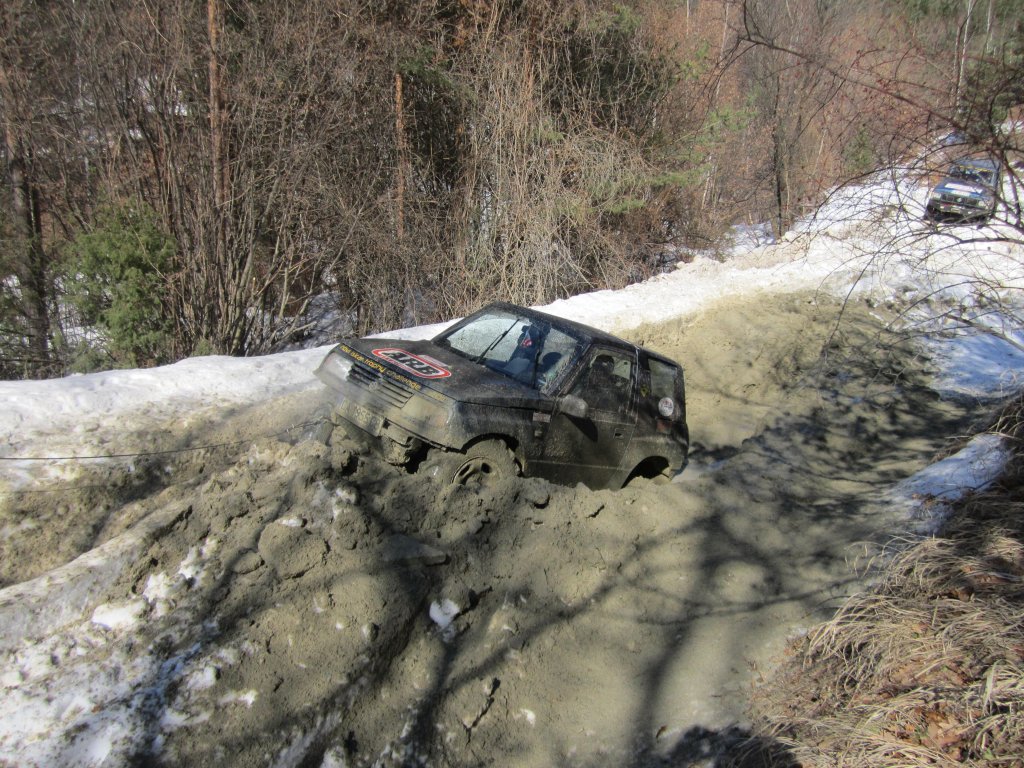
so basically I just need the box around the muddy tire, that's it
[381,436,411,466]
[449,440,518,488]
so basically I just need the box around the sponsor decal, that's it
[339,344,421,390]
[372,348,452,379]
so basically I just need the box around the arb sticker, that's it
[372,348,452,379]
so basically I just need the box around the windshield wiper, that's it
[475,320,518,364]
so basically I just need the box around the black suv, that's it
[315,302,689,489]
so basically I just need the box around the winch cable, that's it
[0,417,328,466]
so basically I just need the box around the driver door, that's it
[536,346,637,488]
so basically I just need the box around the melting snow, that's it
[1,168,1023,766]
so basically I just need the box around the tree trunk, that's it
[208,0,229,215]
[954,0,977,107]
[2,102,51,372]
[771,72,790,238]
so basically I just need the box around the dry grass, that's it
[738,395,1024,768]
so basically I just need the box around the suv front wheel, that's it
[428,439,520,488]
[453,440,519,487]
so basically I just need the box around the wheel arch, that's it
[460,433,522,464]
[623,455,671,487]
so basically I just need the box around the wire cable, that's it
[0,419,325,463]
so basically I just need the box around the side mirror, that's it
[559,394,589,419]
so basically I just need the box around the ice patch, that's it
[91,599,148,631]
[143,571,175,603]
[927,327,1024,398]
[219,690,258,708]
[161,707,212,730]
[177,545,205,584]
[335,485,358,505]
[186,664,219,691]
[898,433,1010,501]
[890,433,1012,533]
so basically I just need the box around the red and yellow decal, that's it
[371,348,452,379]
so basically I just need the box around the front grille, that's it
[349,361,415,408]
[940,193,983,208]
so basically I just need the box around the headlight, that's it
[658,397,675,418]
[314,349,353,392]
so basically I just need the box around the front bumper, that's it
[316,344,460,450]
[927,195,993,218]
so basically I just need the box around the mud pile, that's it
[0,292,977,767]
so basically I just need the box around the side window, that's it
[502,324,580,390]
[535,327,577,390]
[647,358,683,420]
[648,358,678,401]
[570,348,634,413]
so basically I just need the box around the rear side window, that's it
[648,358,679,401]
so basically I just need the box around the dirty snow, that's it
[0,168,1022,767]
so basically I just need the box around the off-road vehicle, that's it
[925,157,1001,222]
[315,302,689,489]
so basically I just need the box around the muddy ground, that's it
[0,291,979,767]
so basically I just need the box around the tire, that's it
[449,440,518,488]
[381,435,411,466]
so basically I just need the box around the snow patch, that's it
[219,690,258,708]
[429,599,461,642]
[91,599,148,631]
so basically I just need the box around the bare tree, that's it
[65,0,402,354]
[7,0,896,375]
[737,0,855,237]
[0,0,78,375]
[0,93,50,371]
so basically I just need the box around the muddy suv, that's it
[925,157,1001,222]
[315,302,688,489]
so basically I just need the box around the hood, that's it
[339,337,551,409]
[934,177,992,197]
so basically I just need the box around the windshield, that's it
[950,163,996,186]
[435,308,582,391]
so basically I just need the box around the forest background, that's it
[1,0,1022,379]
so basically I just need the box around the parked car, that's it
[315,302,689,489]
[925,157,1001,222]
